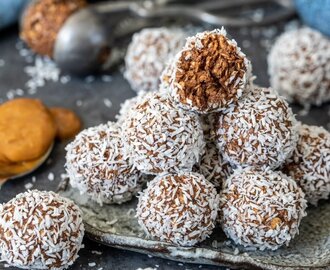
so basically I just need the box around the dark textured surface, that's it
[0,17,329,270]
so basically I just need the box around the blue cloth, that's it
[295,0,330,37]
[0,0,29,30]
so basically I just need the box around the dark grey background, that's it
[0,12,329,270]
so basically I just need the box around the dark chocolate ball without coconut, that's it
[20,0,87,57]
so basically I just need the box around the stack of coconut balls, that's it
[66,27,330,252]
[268,27,330,107]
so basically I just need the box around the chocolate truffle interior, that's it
[175,34,247,110]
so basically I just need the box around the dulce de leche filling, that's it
[0,157,45,179]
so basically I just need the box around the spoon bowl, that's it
[54,8,113,75]
[0,143,54,188]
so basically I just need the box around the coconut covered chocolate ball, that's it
[219,168,307,251]
[200,113,219,142]
[124,27,186,93]
[115,91,150,124]
[268,27,330,106]
[196,142,234,188]
[168,28,252,113]
[136,172,219,246]
[123,92,205,175]
[160,59,176,91]
[66,122,142,205]
[20,0,86,57]
[216,87,298,169]
[0,190,84,270]
[282,124,330,205]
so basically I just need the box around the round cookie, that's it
[0,98,56,163]
[20,0,87,57]
[215,87,298,169]
[0,190,84,270]
[268,27,330,106]
[282,124,330,205]
[66,122,143,205]
[136,172,219,246]
[219,168,307,251]
[122,92,205,175]
[124,27,185,92]
[50,107,82,140]
[168,28,252,113]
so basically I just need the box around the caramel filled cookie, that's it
[0,98,56,163]
[50,107,82,140]
[0,157,44,179]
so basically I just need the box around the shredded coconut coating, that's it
[136,172,219,246]
[124,27,186,93]
[196,142,234,188]
[200,113,218,142]
[216,87,298,169]
[65,122,142,205]
[115,91,150,124]
[169,28,252,113]
[268,27,330,106]
[282,124,330,205]
[160,58,176,91]
[122,92,205,175]
[0,190,84,270]
[219,168,307,251]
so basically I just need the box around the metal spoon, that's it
[53,1,155,74]
[0,143,54,188]
[53,0,295,74]
[22,0,295,74]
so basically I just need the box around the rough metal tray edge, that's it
[84,223,329,270]
[57,179,330,270]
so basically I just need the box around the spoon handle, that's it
[87,0,295,27]
[130,0,295,27]
[90,1,134,15]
